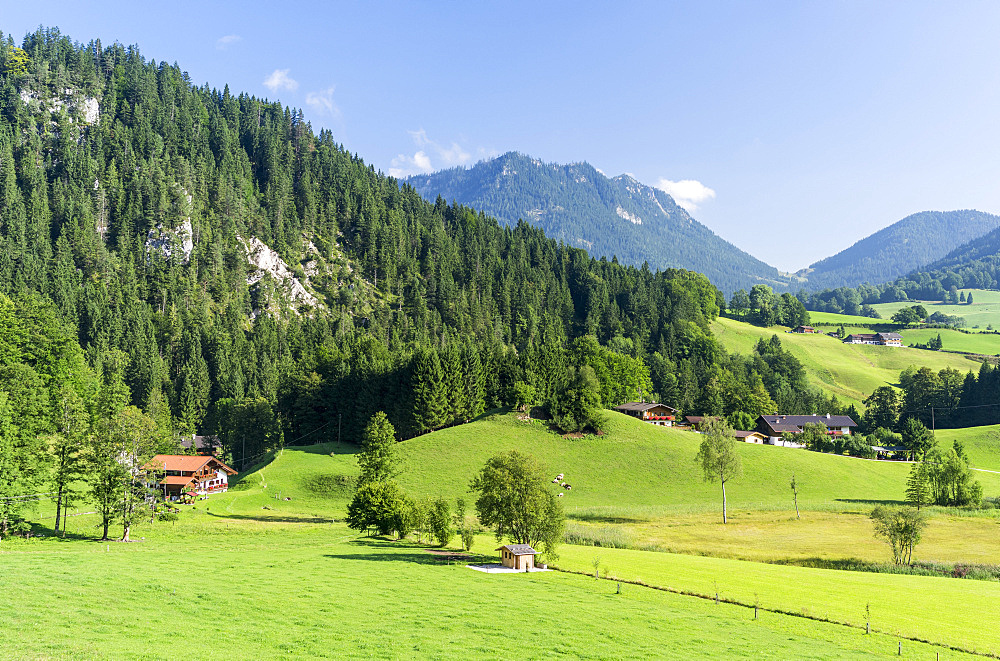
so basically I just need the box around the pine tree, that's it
[412,349,447,432]
[442,346,465,425]
[905,462,931,510]
[462,343,485,421]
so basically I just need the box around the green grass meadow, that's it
[1,515,977,660]
[871,289,1000,329]
[711,316,977,407]
[7,412,1000,658]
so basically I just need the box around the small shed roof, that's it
[871,445,909,453]
[496,544,538,556]
[734,430,765,438]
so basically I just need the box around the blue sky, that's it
[6,1,1000,271]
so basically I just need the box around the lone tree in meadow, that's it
[790,473,800,519]
[346,412,404,536]
[357,411,398,485]
[870,505,927,565]
[470,450,565,560]
[695,418,743,524]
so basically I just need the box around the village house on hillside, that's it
[144,455,238,501]
[613,402,676,426]
[843,332,902,346]
[791,325,817,333]
[734,430,768,444]
[755,414,857,446]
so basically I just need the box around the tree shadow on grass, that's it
[834,498,906,506]
[204,512,335,524]
[568,512,650,524]
[323,537,490,566]
[20,520,99,543]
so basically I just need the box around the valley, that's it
[2,18,1000,661]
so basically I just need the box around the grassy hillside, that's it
[871,289,1000,329]
[807,311,883,325]
[942,424,1000,471]
[9,415,1000,658]
[229,412,1000,518]
[900,327,1000,354]
[711,316,977,407]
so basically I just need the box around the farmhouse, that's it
[755,414,858,445]
[734,430,768,444]
[843,332,902,346]
[791,325,817,333]
[614,402,676,426]
[496,544,538,570]
[145,455,238,500]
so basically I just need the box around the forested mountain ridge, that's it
[406,152,792,295]
[0,28,749,458]
[796,210,1000,291]
[803,221,1000,313]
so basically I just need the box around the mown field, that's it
[9,412,1000,658]
[711,316,976,407]
[871,289,1000,329]
[0,514,975,660]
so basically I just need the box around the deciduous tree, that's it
[695,418,743,523]
[471,451,565,560]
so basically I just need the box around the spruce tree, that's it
[905,462,930,510]
[412,349,447,432]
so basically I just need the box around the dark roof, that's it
[845,333,877,341]
[614,402,676,413]
[180,434,222,452]
[496,544,538,555]
[766,423,805,433]
[759,414,857,428]
[877,332,902,340]
[871,445,908,452]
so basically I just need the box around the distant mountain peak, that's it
[799,209,1000,290]
[405,152,789,293]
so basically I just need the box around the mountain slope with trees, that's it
[0,27,868,536]
[406,152,791,294]
[797,210,1000,291]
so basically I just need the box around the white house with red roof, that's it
[144,455,238,500]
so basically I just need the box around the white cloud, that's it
[263,69,298,93]
[654,178,716,213]
[305,87,340,117]
[216,34,241,50]
[389,130,475,178]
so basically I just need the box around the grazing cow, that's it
[557,492,564,497]
[565,484,572,490]
[552,478,559,483]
